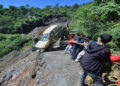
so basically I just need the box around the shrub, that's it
[71,1,120,51]
[0,34,32,57]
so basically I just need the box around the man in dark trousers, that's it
[72,33,80,59]
[79,34,112,86]
[73,34,85,60]
[75,35,93,62]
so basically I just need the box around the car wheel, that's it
[47,44,53,51]
[32,47,37,51]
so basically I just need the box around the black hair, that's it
[71,35,74,38]
[81,34,85,37]
[67,24,69,27]
[76,33,79,36]
[100,34,112,44]
[86,35,92,40]
[80,34,85,39]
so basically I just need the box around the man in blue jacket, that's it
[79,34,112,86]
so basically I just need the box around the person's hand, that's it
[70,40,77,43]
[83,43,87,46]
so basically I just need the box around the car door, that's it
[54,27,59,40]
[50,30,56,43]
[54,26,62,40]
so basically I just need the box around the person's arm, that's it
[62,39,76,43]
[110,55,120,62]
[78,43,87,46]
[64,40,69,42]
[71,41,87,46]
[60,40,69,42]
[100,48,111,62]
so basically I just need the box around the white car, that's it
[35,24,67,51]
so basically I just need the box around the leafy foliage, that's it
[0,3,81,56]
[0,4,79,34]
[71,1,120,50]
[0,34,31,57]
[1,1,120,55]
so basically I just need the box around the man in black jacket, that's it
[79,34,112,86]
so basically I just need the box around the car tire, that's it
[47,44,53,51]
[32,47,37,51]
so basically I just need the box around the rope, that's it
[108,75,119,86]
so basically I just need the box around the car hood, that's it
[35,41,49,49]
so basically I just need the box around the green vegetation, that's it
[0,3,80,57]
[71,0,120,52]
[0,34,31,57]
[70,0,120,79]
[0,4,79,34]
[0,0,120,56]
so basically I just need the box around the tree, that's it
[9,6,18,19]
[26,4,30,8]
[20,6,27,15]
[9,5,17,11]
[54,3,59,8]
[114,0,120,4]
[0,5,3,9]
[45,5,52,9]
[72,3,79,9]
[0,5,3,15]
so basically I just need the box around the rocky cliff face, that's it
[18,16,67,34]
[0,48,43,86]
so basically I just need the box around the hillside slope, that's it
[71,0,120,51]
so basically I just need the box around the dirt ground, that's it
[35,49,83,86]
[0,46,83,86]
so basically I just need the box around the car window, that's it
[40,34,49,41]
[50,26,62,37]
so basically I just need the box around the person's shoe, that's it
[75,59,79,62]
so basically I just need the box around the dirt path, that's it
[35,50,83,86]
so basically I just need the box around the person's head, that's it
[86,35,92,40]
[84,35,92,42]
[84,37,88,42]
[67,24,69,30]
[98,34,112,44]
[71,35,74,38]
[67,24,69,28]
[80,34,85,39]
[75,33,79,36]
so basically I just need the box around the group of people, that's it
[64,32,120,86]
[64,33,92,62]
